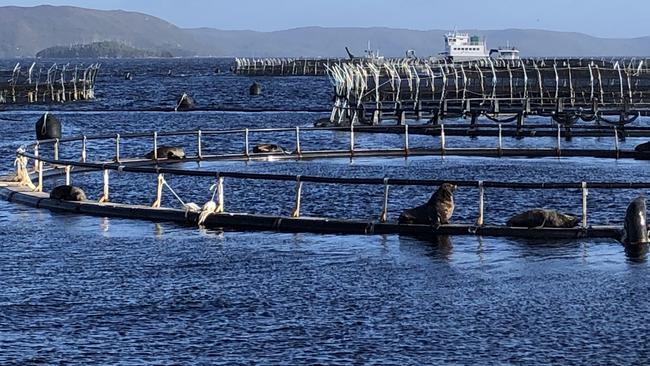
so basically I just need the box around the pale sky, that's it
[2,0,649,38]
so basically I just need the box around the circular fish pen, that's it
[3,123,650,244]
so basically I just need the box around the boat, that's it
[439,31,520,61]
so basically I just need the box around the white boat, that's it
[439,31,520,61]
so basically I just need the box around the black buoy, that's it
[35,112,62,140]
[214,67,221,74]
[175,93,195,112]
[249,82,262,96]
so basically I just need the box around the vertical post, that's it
[153,131,158,160]
[54,138,59,161]
[350,123,355,155]
[197,130,203,160]
[440,124,446,155]
[37,161,43,192]
[33,142,39,171]
[477,181,484,226]
[404,124,409,155]
[115,134,121,163]
[295,126,301,156]
[65,165,71,185]
[614,127,620,159]
[291,176,303,218]
[497,124,503,156]
[99,169,109,203]
[556,124,561,157]
[81,136,87,163]
[581,182,588,228]
[380,178,390,223]
[215,176,224,213]
[244,128,250,157]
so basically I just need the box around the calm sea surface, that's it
[1,58,649,365]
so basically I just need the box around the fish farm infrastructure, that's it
[2,57,650,364]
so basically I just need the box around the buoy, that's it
[124,72,133,80]
[175,93,195,112]
[35,112,62,140]
[249,82,262,96]
[214,67,221,74]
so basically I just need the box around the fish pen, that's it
[2,126,650,242]
[232,57,422,76]
[0,62,100,104]
[326,58,650,129]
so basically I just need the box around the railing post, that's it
[99,169,109,203]
[380,178,390,223]
[54,138,59,161]
[215,176,224,213]
[581,182,588,228]
[291,175,303,218]
[81,135,87,163]
[404,124,409,155]
[33,142,39,171]
[498,124,503,156]
[115,134,121,163]
[295,126,302,156]
[477,181,485,226]
[244,128,250,157]
[197,130,203,159]
[440,124,446,155]
[556,124,561,157]
[153,131,158,160]
[37,161,43,192]
[350,123,355,155]
[614,127,620,159]
[65,165,71,185]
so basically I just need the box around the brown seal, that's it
[50,185,87,201]
[506,209,579,228]
[398,183,457,226]
[145,146,185,160]
[253,144,287,154]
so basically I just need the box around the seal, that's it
[145,146,185,160]
[506,209,579,228]
[398,183,456,226]
[50,185,86,201]
[621,196,649,245]
[635,141,650,152]
[253,144,288,154]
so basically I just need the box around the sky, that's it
[1,0,649,38]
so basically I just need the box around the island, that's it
[35,41,174,58]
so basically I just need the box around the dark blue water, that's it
[1,58,650,365]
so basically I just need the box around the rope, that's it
[198,179,221,226]
[12,151,36,190]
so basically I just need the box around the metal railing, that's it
[13,125,650,227]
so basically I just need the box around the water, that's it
[1,58,650,365]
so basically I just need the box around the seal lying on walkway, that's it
[145,146,185,160]
[506,209,579,228]
[252,144,289,154]
[50,185,86,201]
[621,196,649,245]
[398,183,456,226]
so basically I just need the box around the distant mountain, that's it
[36,41,174,58]
[1,5,650,58]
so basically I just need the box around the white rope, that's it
[12,150,36,190]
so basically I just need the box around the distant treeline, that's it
[35,41,174,58]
